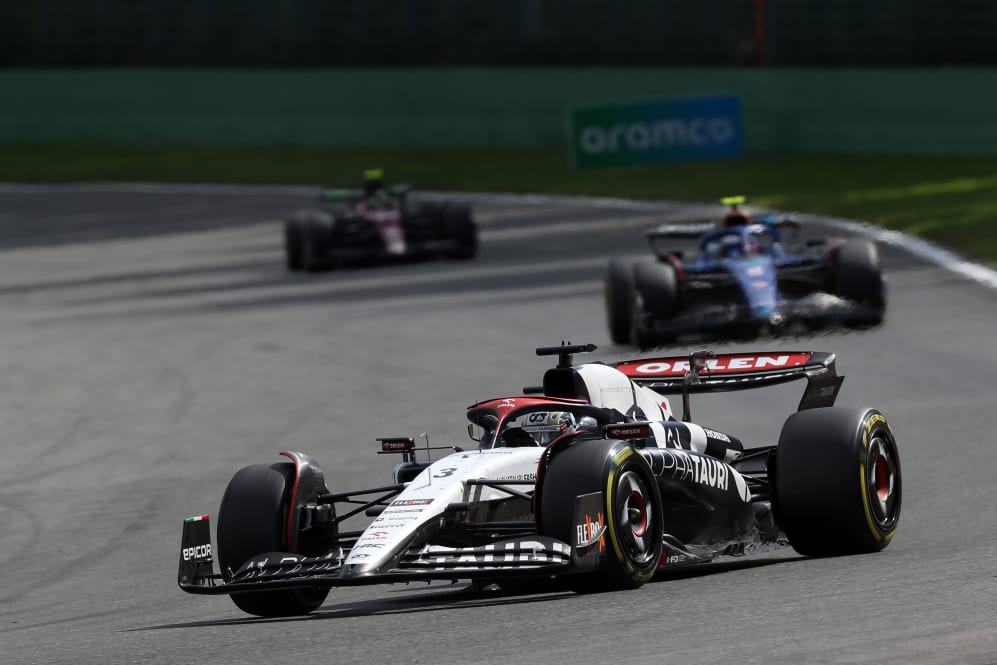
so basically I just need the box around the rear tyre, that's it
[416,201,445,218]
[605,258,636,345]
[301,211,336,272]
[443,203,477,259]
[774,407,901,557]
[540,439,663,591]
[830,239,885,326]
[631,260,678,350]
[217,462,330,616]
[284,218,305,271]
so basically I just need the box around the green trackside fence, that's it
[4,68,997,156]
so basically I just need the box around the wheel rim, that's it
[866,435,899,526]
[616,470,655,565]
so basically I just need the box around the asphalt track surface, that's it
[0,186,995,665]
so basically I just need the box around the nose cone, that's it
[729,258,780,320]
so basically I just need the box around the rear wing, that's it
[644,223,712,259]
[645,215,800,237]
[646,223,714,240]
[613,351,843,412]
[320,187,364,201]
[320,183,411,202]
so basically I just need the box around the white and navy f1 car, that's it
[178,343,901,617]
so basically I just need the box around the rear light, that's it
[378,437,415,453]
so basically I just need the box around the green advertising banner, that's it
[568,94,745,170]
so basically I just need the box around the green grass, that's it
[4,143,997,263]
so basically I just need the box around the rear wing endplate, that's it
[614,351,843,412]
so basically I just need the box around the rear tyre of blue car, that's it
[631,260,678,349]
[605,258,636,345]
[831,239,885,326]
[774,407,901,557]
[540,439,663,591]
[217,462,330,617]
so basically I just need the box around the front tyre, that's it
[774,407,901,556]
[217,462,330,617]
[540,439,663,590]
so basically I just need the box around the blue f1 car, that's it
[605,197,886,348]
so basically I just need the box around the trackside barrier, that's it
[3,68,997,155]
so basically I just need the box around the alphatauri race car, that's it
[605,197,886,348]
[283,174,476,271]
[179,343,901,617]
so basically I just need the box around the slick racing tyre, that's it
[605,258,636,345]
[774,407,901,557]
[300,210,335,272]
[284,217,305,271]
[217,462,330,616]
[631,259,678,349]
[540,439,663,591]
[830,239,885,326]
[442,203,477,259]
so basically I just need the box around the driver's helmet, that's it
[722,210,751,227]
[576,415,599,434]
[363,168,386,197]
[523,411,578,445]
[746,227,772,255]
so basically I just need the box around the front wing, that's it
[311,238,464,267]
[179,518,585,596]
[179,515,788,596]
[640,261,880,336]
[643,292,880,332]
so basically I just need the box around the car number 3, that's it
[433,467,458,478]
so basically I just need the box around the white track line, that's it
[3,182,995,290]
[787,211,997,290]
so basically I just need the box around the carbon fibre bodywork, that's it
[615,218,886,347]
[178,345,898,615]
[284,186,477,270]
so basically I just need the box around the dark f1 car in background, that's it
[605,196,887,348]
[178,343,901,617]
[283,170,477,271]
